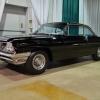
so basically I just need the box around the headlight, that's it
[3,42,15,53]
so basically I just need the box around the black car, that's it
[0,22,100,74]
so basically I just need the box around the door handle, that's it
[73,44,79,46]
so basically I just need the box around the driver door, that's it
[63,25,89,59]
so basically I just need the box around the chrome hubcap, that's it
[32,54,46,70]
[97,47,100,57]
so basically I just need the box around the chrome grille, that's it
[0,42,7,51]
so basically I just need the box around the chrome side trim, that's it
[0,52,31,65]
[0,56,13,62]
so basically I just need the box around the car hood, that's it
[0,36,10,42]
[0,35,53,42]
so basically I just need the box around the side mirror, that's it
[84,35,88,41]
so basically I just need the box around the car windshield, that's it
[32,23,67,35]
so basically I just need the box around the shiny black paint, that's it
[10,35,65,60]
[2,35,100,61]
[0,23,100,61]
[63,36,89,58]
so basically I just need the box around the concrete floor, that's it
[0,56,100,100]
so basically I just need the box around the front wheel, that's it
[92,47,100,61]
[26,51,49,75]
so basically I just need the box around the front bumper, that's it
[0,52,31,65]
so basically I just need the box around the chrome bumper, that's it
[0,52,31,65]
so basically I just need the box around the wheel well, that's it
[31,48,53,62]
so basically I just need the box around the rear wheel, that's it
[92,47,100,61]
[26,51,49,75]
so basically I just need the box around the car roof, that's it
[43,22,92,30]
[42,22,96,36]
[43,22,85,26]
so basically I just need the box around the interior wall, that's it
[0,0,63,35]
[30,0,63,32]
[79,0,100,36]
[0,5,27,36]
[47,0,63,23]
[0,0,5,22]
[6,0,27,7]
[47,0,53,23]
[0,0,32,36]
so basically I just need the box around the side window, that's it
[56,28,63,34]
[84,27,94,36]
[66,25,83,36]
[37,27,63,35]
